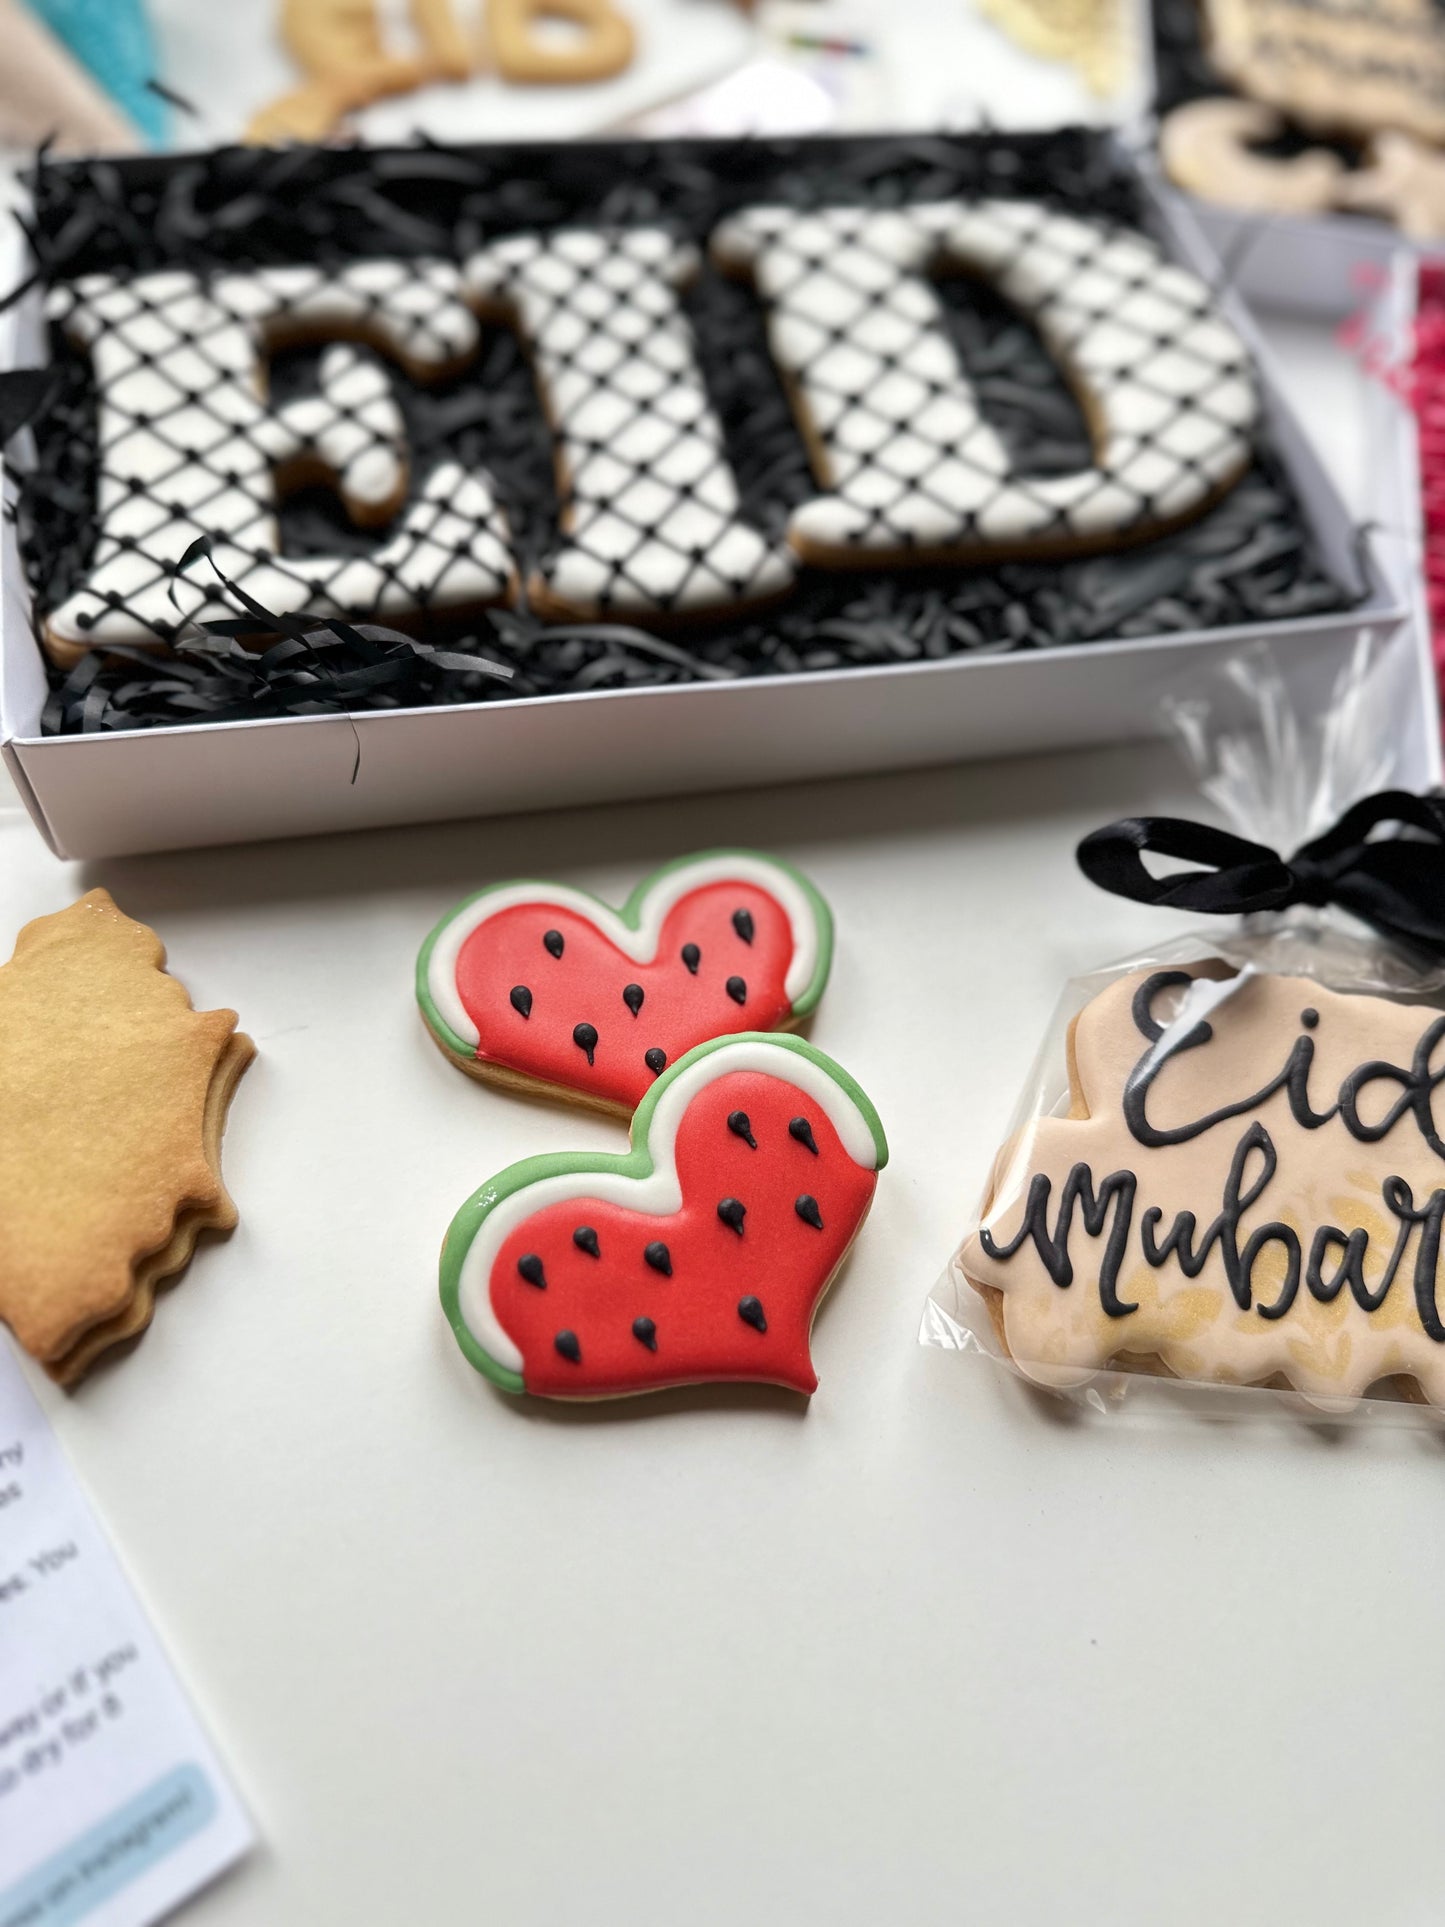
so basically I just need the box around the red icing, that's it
[456,881,797,1109]
[490,1068,876,1396]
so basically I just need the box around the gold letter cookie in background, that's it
[711,200,1258,569]
[246,0,636,140]
[963,966,1445,1411]
[485,0,635,85]
[1202,0,1445,150]
[44,263,513,662]
[246,0,472,145]
[977,0,1124,98]
[0,892,254,1385]
[1159,97,1343,216]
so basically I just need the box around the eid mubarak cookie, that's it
[1202,0,1445,150]
[440,1033,887,1399]
[0,891,254,1384]
[962,964,1445,1410]
[417,850,834,1115]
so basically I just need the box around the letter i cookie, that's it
[440,1033,887,1398]
[416,849,833,1115]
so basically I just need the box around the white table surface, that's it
[7,280,1444,1927]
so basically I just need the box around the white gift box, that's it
[0,156,1424,860]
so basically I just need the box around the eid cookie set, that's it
[419,851,887,1401]
[11,130,1357,744]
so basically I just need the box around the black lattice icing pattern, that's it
[10,133,1357,735]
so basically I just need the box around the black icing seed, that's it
[727,1110,757,1148]
[732,908,755,944]
[644,1047,667,1075]
[632,1316,658,1351]
[726,976,747,1005]
[573,1022,598,1065]
[789,1117,820,1155]
[509,984,533,1020]
[795,1194,825,1230]
[573,1225,601,1258]
[543,930,565,958]
[623,983,645,1017]
[738,1295,767,1333]
[644,1240,673,1275]
[717,1197,747,1235]
[681,943,701,974]
[1302,1008,1320,1029]
[517,1253,546,1288]
[555,1330,581,1363]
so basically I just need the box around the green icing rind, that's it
[437,1030,887,1391]
[415,847,836,1058]
[416,904,474,1061]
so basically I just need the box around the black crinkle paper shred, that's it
[10,129,1359,737]
[41,621,512,738]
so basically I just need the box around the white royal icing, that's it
[255,341,407,512]
[462,226,793,615]
[456,1038,880,1374]
[710,198,1258,558]
[426,853,824,1050]
[46,261,511,647]
[46,200,1262,647]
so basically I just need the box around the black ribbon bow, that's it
[1077,789,1445,960]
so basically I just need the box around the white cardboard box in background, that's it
[0,158,1424,860]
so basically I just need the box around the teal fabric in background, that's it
[23,0,170,146]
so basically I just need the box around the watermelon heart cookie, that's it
[417,850,833,1115]
[440,1033,887,1399]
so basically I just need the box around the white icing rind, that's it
[426,854,823,1050]
[711,199,1257,558]
[456,1039,879,1373]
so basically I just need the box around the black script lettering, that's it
[1383,1176,1445,1342]
[980,1163,1139,1317]
[1305,1225,1371,1305]
[1124,973,1336,1150]
[1245,1223,1302,1320]
[1139,1121,1278,1311]
[1338,1017,1445,1161]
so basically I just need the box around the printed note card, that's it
[0,1339,252,1927]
